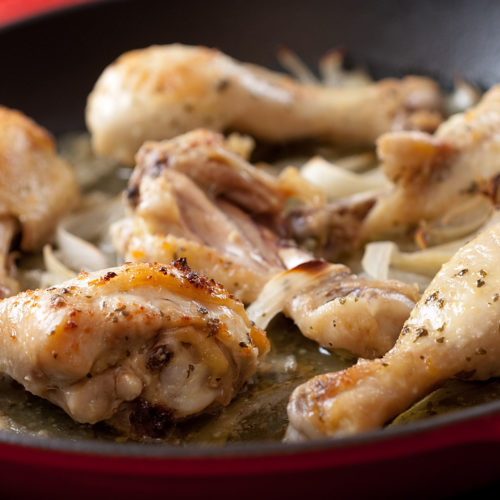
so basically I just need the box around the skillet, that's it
[0,0,500,497]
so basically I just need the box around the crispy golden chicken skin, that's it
[287,222,500,440]
[86,44,443,164]
[0,261,268,436]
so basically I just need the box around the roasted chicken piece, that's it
[86,44,443,164]
[129,128,323,215]
[363,85,500,238]
[248,260,419,359]
[112,168,287,303]
[112,129,321,303]
[286,222,500,440]
[0,261,268,436]
[0,106,79,296]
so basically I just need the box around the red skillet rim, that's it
[0,396,499,462]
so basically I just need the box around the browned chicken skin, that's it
[86,44,443,164]
[0,261,268,436]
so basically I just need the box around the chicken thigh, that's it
[287,222,500,440]
[0,260,268,436]
[86,44,443,164]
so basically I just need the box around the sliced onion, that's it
[362,238,469,291]
[277,47,319,84]
[335,151,377,172]
[58,133,123,190]
[56,227,109,272]
[42,245,77,287]
[247,264,323,329]
[300,156,391,199]
[318,50,372,87]
[55,195,123,272]
[417,195,493,248]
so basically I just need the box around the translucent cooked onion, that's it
[362,237,474,291]
[42,245,77,287]
[318,50,372,87]
[277,46,319,84]
[277,46,372,88]
[300,156,391,199]
[55,195,123,272]
[416,195,493,248]
[58,133,123,189]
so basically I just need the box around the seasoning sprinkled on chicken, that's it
[87,44,443,164]
[287,222,500,440]
[0,261,268,437]
[248,260,419,359]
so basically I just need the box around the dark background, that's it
[1,0,500,134]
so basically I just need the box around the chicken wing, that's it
[248,260,419,359]
[286,222,500,440]
[86,44,443,164]
[112,129,320,303]
[363,85,500,238]
[130,128,322,215]
[0,106,79,296]
[0,260,268,436]
[112,168,287,303]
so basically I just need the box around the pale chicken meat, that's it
[248,260,419,359]
[286,222,500,440]
[0,106,79,296]
[112,129,321,303]
[86,44,443,164]
[112,169,287,303]
[363,85,500,238]
[0,261,268,436]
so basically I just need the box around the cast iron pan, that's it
[1,0,500,497]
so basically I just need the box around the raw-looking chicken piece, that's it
[86,44,443,164]
[0,261,268,437]
[286,222,500,440]
[0,106,79,296]
[112,168,287,303]
[363,85,500,238]
[248,260,419,359]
